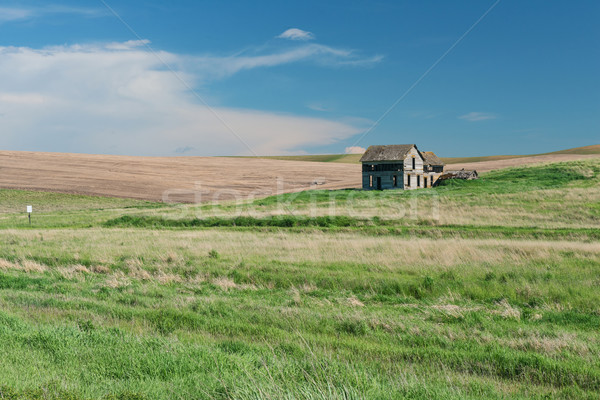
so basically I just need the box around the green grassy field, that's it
[0,159,599,399]
[246,144,600,164]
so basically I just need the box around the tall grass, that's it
[0,159,599,398]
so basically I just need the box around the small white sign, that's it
[27,205,32,213]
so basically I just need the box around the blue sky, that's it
[0,1,598,157]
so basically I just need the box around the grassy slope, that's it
[0,160,599,399]
[550,144,600,155]
[4,158,596,230]
[248,144,600,164]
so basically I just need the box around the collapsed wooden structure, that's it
[439,169,479,180]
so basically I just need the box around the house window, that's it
[417,175,420,187]
[424,177,428,188]
[412,157,415,170]
[393,175,397,187]
[407,175,411,187]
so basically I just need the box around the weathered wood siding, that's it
[424,171,443,187]
[403,148,424,190]
[361,145,443,190]
[361,161,404,190]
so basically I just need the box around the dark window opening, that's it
[412,157,415,169]
[363,163,403,172]
[393,175,397,187]
[407,175,411,187]
[417,175,420,187]
[424,177,428,188]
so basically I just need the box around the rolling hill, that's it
[0,145,598,202]
[251,144,600,164]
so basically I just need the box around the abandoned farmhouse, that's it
[360,144,445,190]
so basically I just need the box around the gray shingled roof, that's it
[422,151,445,166]
[359,144,416,162]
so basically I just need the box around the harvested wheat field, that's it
[0,151,362,202]
[1,150,599,202]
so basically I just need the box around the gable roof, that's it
[359,144,417,162]
[422,151,445,166]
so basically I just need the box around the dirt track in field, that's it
[0,151,598,202]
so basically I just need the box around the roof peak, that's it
[359,144,418,162]
[422,150,444,166]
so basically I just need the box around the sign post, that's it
[27,205,32,225]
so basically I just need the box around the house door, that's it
[376,176,382,190]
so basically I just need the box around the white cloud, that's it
[0,7,32,22]
[277,28,315,41]
[345,146,366,154]
[0,42,370,156]
[105,40,151,51]
[0,93,45,104]
[0,5,101,23]
[458,112,497,122]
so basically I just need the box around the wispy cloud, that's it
[345,146,366,155]
[191,43,382,82]
[0,7,30,22]
[0,41,370,156]
[307,103,331,112]
[458,112,497,122]
[174,146,195,154]
[0,5,103,23]
[277,28,315,41]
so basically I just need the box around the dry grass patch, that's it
[91,265,110,274]
[129,265,152,280]
[57,264,90,280]
[212,276,237,291]
[104,272,131,289]
[347,296,365,307]
[156,273,183,285]
[290,287,302,305]
[495,299,521,321]
[431,304,466,319]
[0,258,47,273]
[503,331,590,357]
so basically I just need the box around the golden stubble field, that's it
[0,150,598,202]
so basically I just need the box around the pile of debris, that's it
[439,169,479,180]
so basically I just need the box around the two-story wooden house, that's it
[359,144,444,190]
